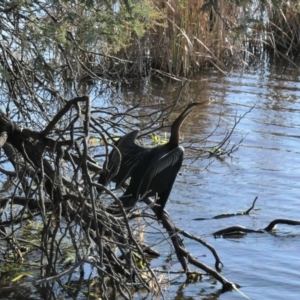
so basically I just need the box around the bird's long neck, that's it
[169,104,198,147]
[169,121,180,147]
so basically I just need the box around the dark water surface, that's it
[119,64,300,299]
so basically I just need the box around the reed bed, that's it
[107,1,300,77]
[148,0,234,75]
[115,0,254,76]
[267,2,300,55]
[24,1,300,80]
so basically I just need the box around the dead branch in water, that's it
[0,95,240,299]
[194,197,258,221]
[191,196,300,237]
[142,197,235,292]
[213,219,300,237]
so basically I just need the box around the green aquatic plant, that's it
[151,132,168,145]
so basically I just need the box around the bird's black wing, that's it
[113,131,147,188]
[107,130,140,179]
[98,130,146,192]
[137,146,184,198]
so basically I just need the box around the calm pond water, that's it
[115,62,300,300]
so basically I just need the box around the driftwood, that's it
[193,197,258,220]
[213,219,300,237]
[192,198,300,237]
[142,198,235,291]
[2,94,292,298]
[0,96,238,299]
[192,197,300,238]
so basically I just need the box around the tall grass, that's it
[112,1,300,77]
[147,0,251,75]
[151,0,229,75]
[268,2,300,56]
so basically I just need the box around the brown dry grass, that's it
[268,2,300,55]
[145,0,247,75]
[112,1,300,78]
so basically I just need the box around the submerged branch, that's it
[213,219,300,237]
[194,197,258,221]
[264,219,300,232]
[143,197,235,291]
[174,227,223,271]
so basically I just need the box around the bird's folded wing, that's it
[137,146,184,197]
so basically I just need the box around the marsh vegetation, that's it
[0,1,299,299]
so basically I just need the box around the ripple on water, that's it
[159,66,300,299]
